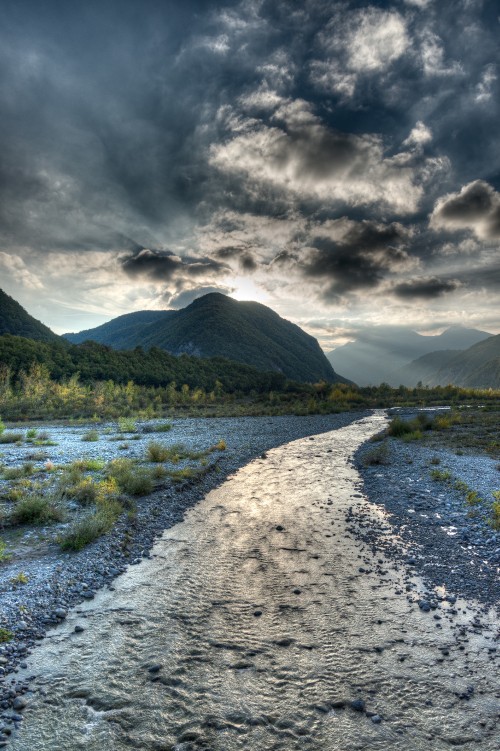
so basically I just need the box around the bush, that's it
[59,505,120,551]
[401,430,423,442]
[146,441,170,463]
[3,463,34,480]
[107,458,154,496]
[430,469,452,482]
[0,628,13,643]
[118,417,137,433]
[81,430,99,442]
[0,432,23,444]
[362,442,389,466]
[11,494,64,525]
[65,477,119,506]
[465,490,481,505]
[491,492,500,530]
[0,417,5,435]
[0,539,11,562]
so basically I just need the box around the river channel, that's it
[10,413,499,750]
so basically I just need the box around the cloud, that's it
[393,276,461,299]
[120,248,229,281]
[166,285,234,309]
[430,180,500,240]
[210,100,425,213]
[403,121,432,148]
[0,251,43,290]
[300,218,414,298]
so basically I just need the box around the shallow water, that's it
[11,414,499,750]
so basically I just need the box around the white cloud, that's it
[475,64,497,103]
[210,101,425,213]
[403,121,433,148]
[430,180,500,240]
[0,251,43,290]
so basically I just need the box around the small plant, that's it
[362,442,389,466]
[0,539,11,562]
[430,456,441,465]
[465,490,481,506]
[10,572,29,586]
[430,469,452,482]
[454,478,469,493]
[166,467,199,483]
[401,430,423,442]
[212,439,226,451]
[0,432,23,444]
[146,441,170,463]
[59,505,121,551]
[70,458,105,472]
[118,417,137,433]
[0,417,5,435]
[26,428,38,441]
[11,494,64,525]
[152,422,172,433]
[0,628,13,643]
[3,463,34,480]
[81,430,99,442]
[491,492,500,530]
[107,458,154,496]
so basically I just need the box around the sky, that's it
[0,0,499,349]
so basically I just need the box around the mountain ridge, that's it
[66,293,345,384]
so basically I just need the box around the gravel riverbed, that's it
[1,408,498,745]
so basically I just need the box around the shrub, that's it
[153,422,172,433]
[0,432,23,444]
[0,539,11,562]
[212,439,226,451]
[11,494,64,525]
[59,505,121,551]
[387,417,415,437]
[0,417,4,435]
[3,463,34,480]
[401,430,423,442]
[10,572,28,586]
[65,477,119,506]
[107,458,154,496]
[362,442,389,466]
[70,458,105,472]
[430,469,452,482]
[118,417,137,433]
[465,490,481,505]
[430,456,441,465]
[81,430,99,442]
[0,628,13,643]
[491,492,500,530]
[146,441,170,463]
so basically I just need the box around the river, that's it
[10,413,499,750]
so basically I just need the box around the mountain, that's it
[327,325,491,386]
[65,293,345,384]
[431,335,500,388]
[394,350,463,388]
[0,288,59,343]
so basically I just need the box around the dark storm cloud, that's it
[393,276,461,299]
[302,220,412,296]
[121,248,228,281]
[430,181,500,240]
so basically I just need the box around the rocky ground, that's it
[354,410,500,611]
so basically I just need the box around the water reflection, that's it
[11,414,499,750]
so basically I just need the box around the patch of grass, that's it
[165,467,200,483]
[491,492,500,530]
[65,477,119,506]
[0,628,13,643]
[454,478,469,493]
[430,456,441,465]
[11,494,65,525]
[2,463,34,480]
[430,469,452,482]
[465,490,481,506]
[118,417,137,433]
[152,422,172,433]
[0,539,11,562]
[81,430,99,442]
[107,458,154,496]
[362,442,389,466]
[26,451,49,461]
[59,502,122,551]
[146,441,171,463]
[70,458,105,472]
[0,432,23,444]
[211,439,226,451]
[0,417,4,435]
[401,430,423,442]
[10,571,28,586]
[25,428,38,441]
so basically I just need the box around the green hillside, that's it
[0,288,59,343]
[65,293,344,384]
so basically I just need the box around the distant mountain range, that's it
[327,325,491,386]
[65,293,345,384]
[0,289,59,343]
[402,335,500,389]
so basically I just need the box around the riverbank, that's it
[0,411,363,734]
[354,411,500,611]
